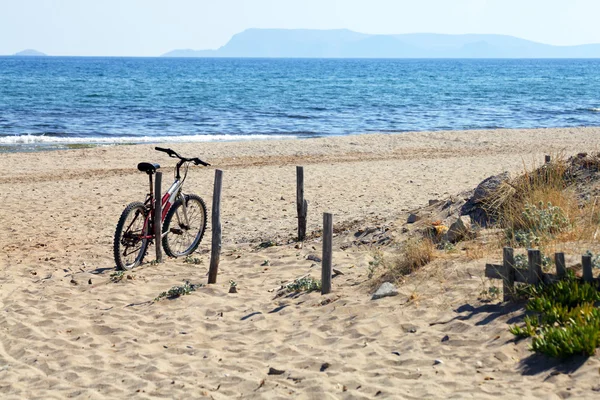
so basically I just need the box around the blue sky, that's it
[1,0,599,56]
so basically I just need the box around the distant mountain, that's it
[14,49,47,56]
[163,29,600,58]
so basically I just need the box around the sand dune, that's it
[1,127,600,399]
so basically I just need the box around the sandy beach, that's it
[1,127,600,399]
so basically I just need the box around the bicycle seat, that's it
[137,162,160,174]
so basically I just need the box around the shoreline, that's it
[1,124,600,154]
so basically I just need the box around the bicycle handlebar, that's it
[155,147,211,167]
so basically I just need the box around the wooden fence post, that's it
[296,166,308,241]
[502,247,515,302]
[555,252,566,278]
[154,171,163,263]
[528,249,543,285]
[582,254,593,283]
[321,213,333,295]
[208,169,223,284]
[545,155,551,164]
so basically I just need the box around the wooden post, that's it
[555,252,566,278]
[321,213,333,295]
[582,254,593,283]
[208,169,223,284]
[154,171,163,263]
[545,155,551,164]
[296,166,307,241]
[528,249,543,285]
[502,247,515,302]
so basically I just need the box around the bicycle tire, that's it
[114,202,149,270]
[162,194,207,258]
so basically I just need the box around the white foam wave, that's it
[589,108,600,112]
[0,133,296,145]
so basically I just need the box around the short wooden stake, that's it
[545,155,551,164]
[296,166,308,241]
[502,247,515,302]
[528,249,543,285]
[555,252,566,278]
[321,213,333,295]
[208,169,223,284]
[154,171,163,263]
[582,254,593,283]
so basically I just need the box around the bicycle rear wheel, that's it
[162,194,207,258]
[114,202,149,270]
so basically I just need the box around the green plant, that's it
[155,281,202,301]
[368,250,384,279]
[183,256,202,265]
[480,285,501,300]
[509,272,600,358]
[283,276,321,294]
[439,241,457,252]
[261,259,271,266]
[229,279,237,288]
[514,253,552,270]
[506,202,570,246]
[110,271,125,283]
[584,250,600,268]
[257,240,277,249]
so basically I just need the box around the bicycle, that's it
[113,147,210,270]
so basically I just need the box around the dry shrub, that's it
[484,156,582,247]
[395,237,435,275]
[368,237,436,287]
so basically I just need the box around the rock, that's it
[371,282,399,300]
[445,215,474,243]
[307,254,322,263]
[461,172,510,226]
[441,335,450,342]
[475,361,483,369]
[320,362,330,372]
[88,278,92,285]
[268,367,285,375]
[428,199,441,206]
[401,324,418,333]
[407,213,421,224]
[229,286,238,294]
[434,359,443,365]
[471,172,510,204]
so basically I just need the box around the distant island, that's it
[162,29,600,58]
[14,49,47,56]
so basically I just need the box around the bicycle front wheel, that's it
[113,202,149,270]
[162,194,207,258]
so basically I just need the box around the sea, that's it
[1,57,599,152]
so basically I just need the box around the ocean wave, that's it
[589,108,600,112]
[0,133,298,145]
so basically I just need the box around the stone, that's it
[445,215,474,243]
[268,367,285,375]
[407,213,421,224]
[401,324,418,333]
[307,254,322,263]
[434,359,443,365]
[441,335,450,342]
[371,282,399,300]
